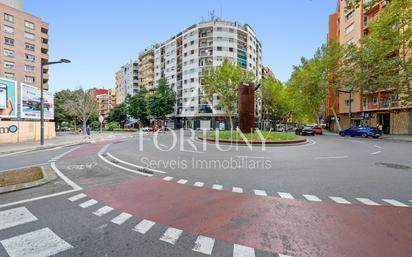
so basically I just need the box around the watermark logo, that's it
[0,125,18,134]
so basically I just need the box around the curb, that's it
[198,137,307,145]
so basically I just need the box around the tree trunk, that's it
[330,93,341,132]
[73,120,77,134]
[82,120,87,135]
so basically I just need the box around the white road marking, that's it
[212,184,223,190]
[133,219,156,234]
[68,193,87,202]
[177,179,188,184]
[111,212,132,225]
[79,199,98,208]
[1,227,73,257]
[0,150,28,158]
[278,254,293,257]
[314,156,348,160]
[162,176,174,181]
[0,207,38,231]
[51,161,82,191]
[233,244,255,257]
[370,151,382,155]
[192,235,215,255]
[278,192,294,199]
[232,187,243,193]
[93,206,114,216]
[329,197,351,204]
[107,152,166,174]
[194,182,204,187]
[303,195,322,202]
[254,190,267,196]
[356,198,380,206]
[382,199,409,207]
[159,227,183,245]
[374,145,383,149]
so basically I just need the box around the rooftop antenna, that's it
[208,10,215,21]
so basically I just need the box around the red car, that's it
[313,127,323,135]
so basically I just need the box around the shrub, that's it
[107,121,119,131]
[91,121,100,130]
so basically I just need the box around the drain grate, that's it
[375,162,411,170]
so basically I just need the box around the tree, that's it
[147,78,176,126]
[202,58,255,130]
[128,89,149,128]
[62,88,99,134]
[108,103,128,128]
[54,89,75,129]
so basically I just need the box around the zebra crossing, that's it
[67,193,291,257]
[0,207,72,257]
[161,176,411,208]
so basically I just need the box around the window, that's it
[4,13,14,22]
[229,28,234,33]
[190,40,194,45]
[3,25,14,34]
[25,76,35,84]
[24,32,35,40]
[372,97,379,105]
[25,65,35,72]
[345,10,354,20]
[25,54,35,62]
[25,21,35,30]
[229,47,234,52]
[190,78,195,83]
[345,23,354,34]
[4,49,15,57]
[4,73,14,79]
[217,47,222,51]
[363,16,368,27]
[190,50,194,55]
[25,43,35,51]
[345,99,353,107]
[346,38,355,45]
[216,27,222,32]
[4,61,15,69]
[4,37,14,46]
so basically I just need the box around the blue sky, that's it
[24,0,336,92]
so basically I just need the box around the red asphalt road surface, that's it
[85,177,412,257]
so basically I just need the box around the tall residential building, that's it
[152,19,263,129]
[327,0,412,135]
[0,2,49,89]
[115,60,139,104]
[89,88,117,122]
[138,47,155,90]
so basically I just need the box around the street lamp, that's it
[40,59,71,145]
[339,88,353,128]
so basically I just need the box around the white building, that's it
[153,19,263,129]
[115,60,139,104]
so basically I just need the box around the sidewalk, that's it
[0,131,135,155]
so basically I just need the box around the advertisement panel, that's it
[0,78,18,118]
[20,83,54,120]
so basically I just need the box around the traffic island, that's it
[0,166,57,193]
[198,131,307,145]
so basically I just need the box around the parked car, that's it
[339,127,381,138]
[295,126,315,136]
[313,126,323,135]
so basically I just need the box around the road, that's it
[0,132,411,257]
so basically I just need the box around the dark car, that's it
[295,126,315,136]
[339,127,381,138]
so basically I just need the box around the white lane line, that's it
[254,190,267,196]
[107,152,166,174]
[133,219,156,234]
[1,227,73,257]
[303,195,322,202]
[111,212,132,225]
[93,206,114,216]
[68,193,87,202]
[232,187,243,193]
[374,145,383,149]
[159,227,183,245]
[329,197,351,204]
[0,207,38,231]
[233,244,255,257]
[382,199,409,207]
[278,192,294,199]
[194,182,204,187]
[192,235,215,255]
[177,179,188,184]
[98,144,152,177]
[212,184,223,190]
[51,161,82,191]
[0,150,28,158]
[159,144,169,148]
[79,199,98,208]
[356,198,380,206]
[162,176,174,181]
[314,156,348,160]
[370,151,382,155]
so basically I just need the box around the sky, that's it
[23,0,337,92]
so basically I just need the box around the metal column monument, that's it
[238,83,256,133]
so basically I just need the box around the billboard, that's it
[20,83,54,120]
[0,78,17,118]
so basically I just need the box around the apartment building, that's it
[0,1,49,90]
[89,88,116,123]
[327,0,412,135]
[138,48,155,91]
[115,60,139,104]
[152,19,262,129]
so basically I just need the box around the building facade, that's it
[138,48,155,91]
[115,60,139,104]
[89,88,117,124]
[152,19,263,129]
[327,0,412,134]
[0,0,21,10]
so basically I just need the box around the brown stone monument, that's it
[238,83,256,133]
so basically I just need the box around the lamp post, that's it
[339,88,353,128]
[40,59,71,145]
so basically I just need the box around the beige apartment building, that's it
[0,2,49,90]
[138,47,155,90]
[327,0,412,135]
